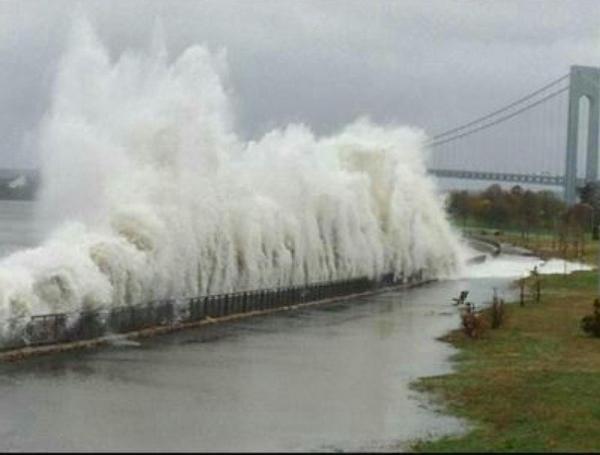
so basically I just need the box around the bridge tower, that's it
[564,65,600,204]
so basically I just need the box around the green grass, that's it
[457,220,599,265]
[449,216,557,238]
[498,231,598,265]
[411,270,600,452]
[541,270,598,291]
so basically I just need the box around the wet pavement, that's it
[0,272,517,451]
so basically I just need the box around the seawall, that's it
[0,270,434,362]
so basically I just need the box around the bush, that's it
[461,304,487,338]
[581,299,600,337]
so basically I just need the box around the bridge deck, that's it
[427,169,584,187]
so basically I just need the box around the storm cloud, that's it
[0,0,599,168]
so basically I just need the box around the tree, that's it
[560,203,593,257]
[578,182,600,240]
[521,190,541,241]
[508,185,524,235]
[538,190,566,230]
[482,184,510,229]
[446,185,566,238]
[447,190,470,228]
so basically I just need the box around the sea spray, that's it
[0,19,463,336]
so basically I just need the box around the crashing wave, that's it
[0,19,463,335]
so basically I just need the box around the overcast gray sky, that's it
[0,0,599,169]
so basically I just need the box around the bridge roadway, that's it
[428,169,565,186]
[428,168,586,188]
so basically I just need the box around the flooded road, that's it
[0,271,518,452]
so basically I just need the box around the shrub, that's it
[581,299,600,337]
[461,303,487,338]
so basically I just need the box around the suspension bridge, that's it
[427,65,600,205]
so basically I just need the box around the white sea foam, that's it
[0,19,463,334]
[464,254,592,279]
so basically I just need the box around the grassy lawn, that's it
[411,269,600,452]
[460,223,599,265]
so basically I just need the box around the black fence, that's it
[0,270,427,352]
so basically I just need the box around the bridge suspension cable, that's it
[427,73,569,147]
[427,85,569,148]
[428,66,600,191]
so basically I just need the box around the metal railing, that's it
[0,270,427,352]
